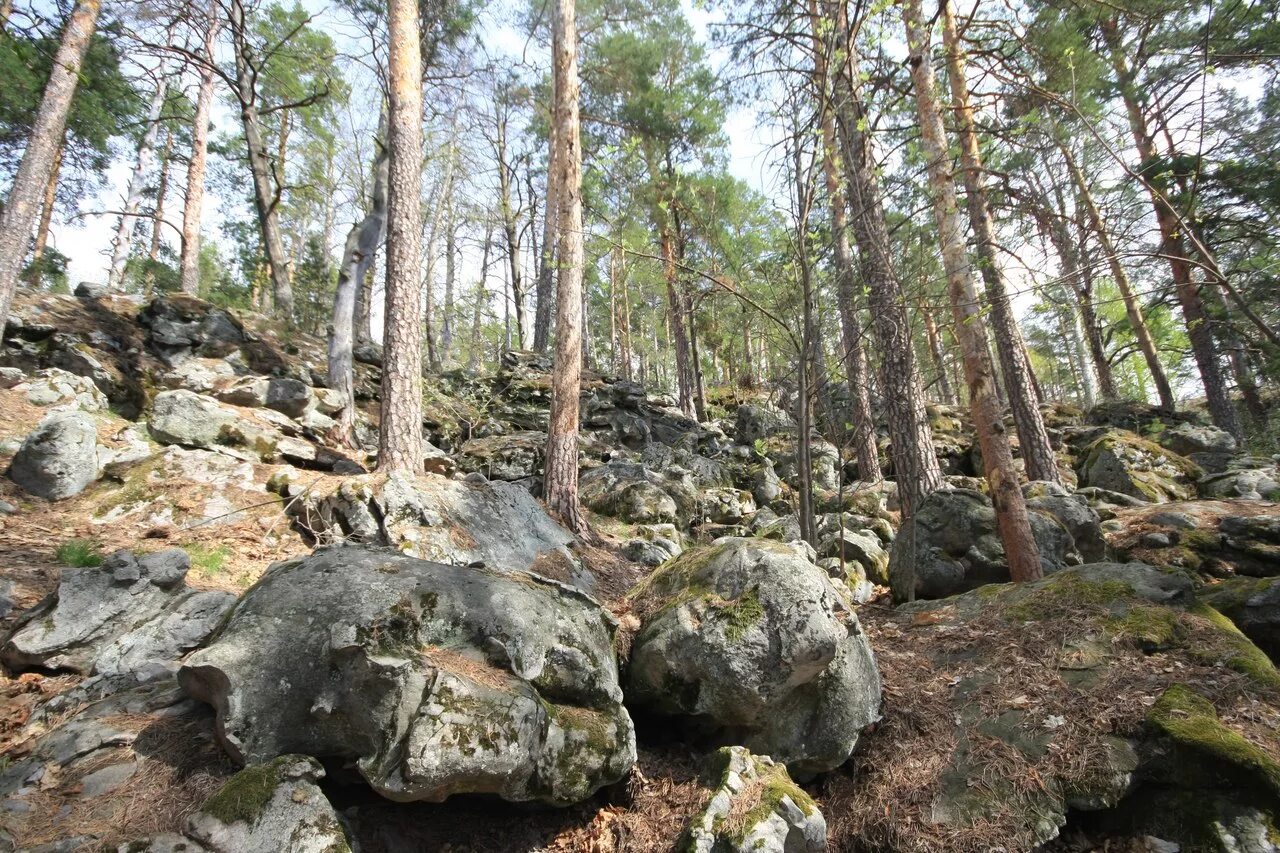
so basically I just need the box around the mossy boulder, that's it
[180,545,635,806]
[579,460,698,526]
[1077,429,1203,503]
[1201,576,1280,661]
[680,746,825,853]
[625,538,881,778]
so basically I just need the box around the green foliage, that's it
[56,539,104,568]
[21,248,70,293]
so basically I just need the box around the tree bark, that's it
[143,128,175,296]
[31,140,64,267]
[329,122,388,447]
[659,220,697,420]
[495,119,527,349]
[919,298,956,404]
[179,0,219,296]
[533,120,559,353]
[806,0,880,484]
[828,0,942,519]
[941,1,1058,483]
[0,0,101,333]
[108,74,170,290]
[230,0,295,322]
[468,223,494,372]
[903,0,1042,589]
[441,201,456,362]
[1101,18,1239,438]
[378,0,424,473]
[544,0,587,534]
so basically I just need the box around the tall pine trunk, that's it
[806,0,881,484]
[533,121,559,354]
[828,0,942,519]
[378,0,424,473]
[544,0,586,533]
[144,128,175,295]
[0,0,101,332]
[941,1,1058,484]
[329,123,388,447]
[230,0,295,322]
[1102,19,1239,438]
[107,73,169,290]
[31,140,64,267]
[903,0,1042,591]
[179,0,219,296]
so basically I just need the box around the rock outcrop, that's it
[8,410,100,500]
[625,538,881,778]
[180,546,636,806]
[1076,430,1202,503]
[680,746,825,853]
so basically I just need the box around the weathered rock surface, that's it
[1201,576,1280,660]
[149,390,238,448]
[1,549,235,680]
[1199,466,1280,501]
[180,546,635,806]
[277,471,584,585]
[579,461,698,525]
[8,410,99,500]
[888,487,1099,601]
[680,746,825,853]
[1077,430,1202,503]
[21,367,108,411]
[626,538,881,778]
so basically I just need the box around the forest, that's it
[0,0,1279,849]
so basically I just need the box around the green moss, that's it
[1004,573,1135,622]
[200,756,294,826]
[56,538,103,567]
[1107,605,1185,651]
[1147,684,1280,797]
[728,761,817,845]
[1188,603,1280,692]
[184,544,230,577]
[719,587,764,641]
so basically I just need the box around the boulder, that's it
[215,376,270,408]
[180,546,635,806]
[680,746,825,853]
[735,404,794,445]
[8,410,99,500]
[21,367,107,411]
[626,538,881,778]
[140,295,246,364]
[818,526,889,585]
[1,549,234,681]
[123,756,355,853]
[149,390,238,448]
[1199,467,1280,502]
[264,377,313,418]
[277,471,584,585]
[888,488,1091,601]
[456,431,545,482]
[1077,430,1202,503]
[579,461,698,526]
[1156,421,1237,458]
[698,487,756,525]
[1200,576,1280,660]
[158,359,236,394]
[1024,480,1107,562]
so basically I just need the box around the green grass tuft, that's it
[56,539,103,567]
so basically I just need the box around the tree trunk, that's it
[828,0,942,518]
[378,0,424,473]
[544,0,586,534]
[658,221,697,420]
[1102,19,1239,438]
[941,1,1058,484]
[0,0,101,333]
[469,223,494,372]
[533,120,559,354]
[230,0,295,323]
[31,140,64,267]
[806,0,880,483]
[143,128,175,296]
[107,73,169,290]
[179,0,218,296]
[903,0,1042,590]
[919,298,956,404]
[495,118,527,350]
[441,202,456,362]
[329,120,388,447]
[1057,138,1173,409]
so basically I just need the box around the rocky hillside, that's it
[1,291,1279,852]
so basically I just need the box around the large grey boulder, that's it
[149,389,238,447]
[8,410,99,500]
[625,538,881,778]
[264,377,314,418]
[579,461,698,526]
[456,431,545,482]
[681,746,825,853]
[1024,480,1107,563]
[1076,430,1202,503]
[180,546,635,806]
[1,549,234,680]
[1199,467,1280,502]
[1200,576,1280,660]
[22,367,107,411]
[277,471,585,586]
[888,488,1091,601]
[735,404,794,446]
[1156,421,1237,458]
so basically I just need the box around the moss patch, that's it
[199,756,294,826]
[1147,684,1280,797]
[1003,573,1135,622]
